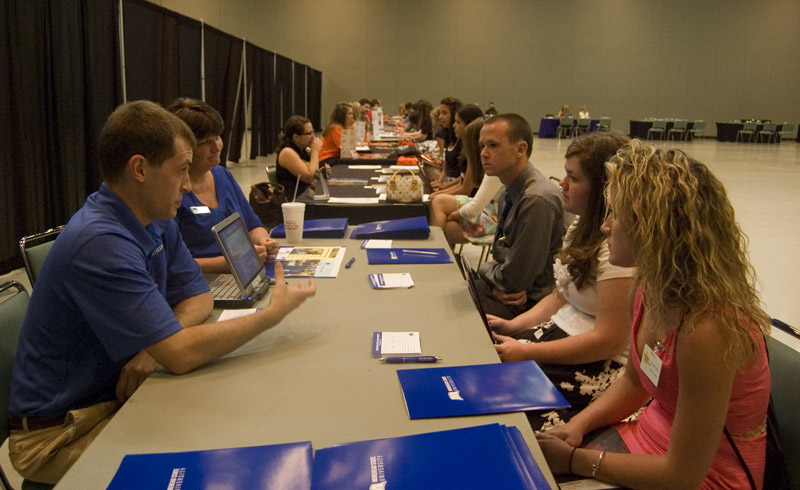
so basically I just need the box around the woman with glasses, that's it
[276,115,325,199]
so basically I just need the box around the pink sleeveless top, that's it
[617,291,769,490]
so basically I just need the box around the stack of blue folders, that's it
[106,441,313,490]
[349,216,429,239]
[271,218,348,238]
[311,423,550,489]
[397,361,570,419]
[106,426,551,489]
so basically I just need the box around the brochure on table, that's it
[107,442,312,490]
[349,216,430,239]
[266,246,346,278]
[372,331,421,356]
[397,360,569,419]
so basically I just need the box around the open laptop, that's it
[204,212,270,308]
[461,254,500,344]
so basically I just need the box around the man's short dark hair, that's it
[99,101,196,183]
[486,113,533,157]
[166,98,224,140]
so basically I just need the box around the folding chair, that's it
[19,226,64,287]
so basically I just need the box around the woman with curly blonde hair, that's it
[538,140,771,490]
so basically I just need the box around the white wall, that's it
[150,0,800,134]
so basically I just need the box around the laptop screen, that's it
[212,213,264,294]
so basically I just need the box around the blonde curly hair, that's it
[605,140,769,368]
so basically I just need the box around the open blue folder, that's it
[270,218,348,238]
[350,216,429,239]
[366,248,452,264]
[311,424,549,490]
[107,442,312,490]
[397,361,569,419]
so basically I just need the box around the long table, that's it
[538,118,599,138]
[629,119,696,140]
[715,122,784,142]
[56,228,558,489]
[300,160,429,224]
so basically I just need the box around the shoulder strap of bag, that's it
[723,426,757,490]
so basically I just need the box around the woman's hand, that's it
[310,136,322,153]
[535,432,578,475]
[493,333,530,362]
[486,314,515,335]
[544,422,585,448]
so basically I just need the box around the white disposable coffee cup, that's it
[281,202,305,243]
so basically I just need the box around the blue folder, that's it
[366,248,452,264]
[349,216,430,239]
[271,218,348,238]
[311,424,549,490]
[397,361,569,419]
[107,442,312,490]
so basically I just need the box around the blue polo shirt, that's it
[9,184,209,416]
[174,166,263,258]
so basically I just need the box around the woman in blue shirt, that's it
[168,98,278,273]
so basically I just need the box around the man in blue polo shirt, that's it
[7,101,316,485]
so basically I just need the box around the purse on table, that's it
[386,169,423,203]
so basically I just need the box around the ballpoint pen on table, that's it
[401,249,438,256]
[379,356,442,363]
[345,257,356,268]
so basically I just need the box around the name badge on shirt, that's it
[190,206,211,215]
[641,343,663,387]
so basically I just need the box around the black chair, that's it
[767,325,800,488]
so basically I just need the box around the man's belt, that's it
[8,413,67,431]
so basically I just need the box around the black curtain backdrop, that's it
[274,55,293,133]
[307,68,322,130]
[123,0,202,105]
[248,44,276,159]
[0,0,320,274]
[1,0,120,273]
[204,25,243,165]
[293,62,307,117]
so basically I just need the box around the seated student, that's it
[558,104,571,118]
[537,141,770,490]
[276,115,326,199]
[475,114,564,319]
[168,98,277,274]
[485,132,633,430]
[485,102,498,118]
[431,97,463,191]
[402,99,434,142]
[318,102,356,166]
[430,117,504,246]
[578,105,590,119]
[429,104,485,198]
[7,101,316,485]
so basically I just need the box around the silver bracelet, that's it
[591,451,606,478]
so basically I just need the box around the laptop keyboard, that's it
[208,274,242,300]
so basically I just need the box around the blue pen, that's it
[345,257,356,268]
[379,356,442,363]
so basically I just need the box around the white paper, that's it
[369,273,414,289]
[362,240,393,249]
[327,197,381,204]
[378,331,421,354]
[217,308,260,322]
[348,164,381,169]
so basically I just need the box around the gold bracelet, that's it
[591,451,606,478]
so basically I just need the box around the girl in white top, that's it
[487,131,634,430]
[430,118,504,245]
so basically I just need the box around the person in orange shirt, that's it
[319,102,356,166]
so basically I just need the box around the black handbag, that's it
[248,182,287,230]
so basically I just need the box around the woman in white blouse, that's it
[488,131,633,430]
